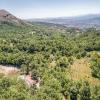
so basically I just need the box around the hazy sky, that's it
[0,0,100,19]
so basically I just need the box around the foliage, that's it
[91,53,100,78]
[0,24,100,99]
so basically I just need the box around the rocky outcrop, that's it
[0,9,31,26]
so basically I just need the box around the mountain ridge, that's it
[0,9,31,26]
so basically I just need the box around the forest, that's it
[0,23,100,100]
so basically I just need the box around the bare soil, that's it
[0,65,19,75]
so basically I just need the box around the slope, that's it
[70,58,100,86]
[0,9,31,26]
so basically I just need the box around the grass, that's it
[69,58,100,86]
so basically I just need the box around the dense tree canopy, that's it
[0,23,100,100]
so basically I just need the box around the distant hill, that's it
[29,14,100,28]
[0,9,31,26]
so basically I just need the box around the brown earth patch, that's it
[0,65,19,76]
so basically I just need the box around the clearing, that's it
[69,58,100,86]
[0,65,19,76]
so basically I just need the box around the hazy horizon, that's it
[0,0,100,19]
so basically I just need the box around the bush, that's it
[91,54,100,78]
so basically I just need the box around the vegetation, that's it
[91,53,100,78]
[0,23,100,100]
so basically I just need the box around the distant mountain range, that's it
[0,9,31,26]
[28,14,100,28]
[0,9,100,29]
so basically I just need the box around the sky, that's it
[0,0,100,19]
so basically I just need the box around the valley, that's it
[0,10,100,100]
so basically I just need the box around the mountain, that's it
[0,9,30,26]
[29,14,100,28]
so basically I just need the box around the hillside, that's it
[0,9,30,26]
[0,12,100,100]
